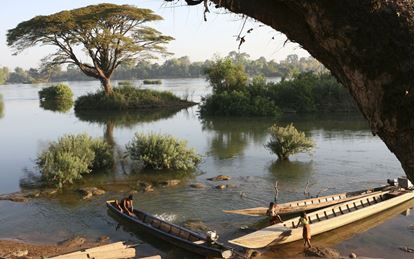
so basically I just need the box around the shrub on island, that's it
[74,85,194,111]
[39,83,73,101]
[126,133,201,170]
[36,134,113,187]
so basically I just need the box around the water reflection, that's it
[201,117,273,159]
[39,99,74,113]
[267,160,314,195]
[75,108,182,146]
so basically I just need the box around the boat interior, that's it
[109,201,204,243]
[280,190,405,229]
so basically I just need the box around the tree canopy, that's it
[7,3,173,95]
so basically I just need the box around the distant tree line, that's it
[0,53,326,85]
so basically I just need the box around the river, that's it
[0,78,412,258]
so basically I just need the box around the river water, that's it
[0,78,412,258]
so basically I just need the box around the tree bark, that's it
[100,77,113,96]
[209,0,413,182]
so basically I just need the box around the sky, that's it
[0,0,310,69]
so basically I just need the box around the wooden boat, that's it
[228,188,413,249]
[223,185,392,216]
[106,200,234,258]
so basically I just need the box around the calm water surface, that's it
[0,79,412,258]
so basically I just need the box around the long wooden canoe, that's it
[228,189,413,249]
[223,185,392,216]
[106,200,234,258]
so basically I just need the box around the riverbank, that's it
[0,237,101,258]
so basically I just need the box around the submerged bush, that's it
[265,123,314,160]
[143,79,162,85]
[126,133,201,170]
[75,85,192,110]
[200,91,280,117]
[36,134,113,187]
[39,83,73,101]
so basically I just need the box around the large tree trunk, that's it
[100,77,113,96]
[208,0,413,182]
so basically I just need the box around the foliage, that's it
[268,72,357,113]
[75,84,192,110]
[2,53,329,84]
[201,58,356,116]
[203,58,249,93]
[7,3,173,94]
[200,91,280,117]
[126,133,201,170]
[39,83,73,101]
[143,79,162,85]
[36,134,113,187]
[265,123,314,160]
[0,67,9,85]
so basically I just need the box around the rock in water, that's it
[190,183,206,189]
[215,184,227,189]
[137,181,154,192]
[78,187,106,199]
[159,179,181,187]
[304,247,341,258]
[207,175,231,181]
[58,236,86,247]
[349,252,357,258]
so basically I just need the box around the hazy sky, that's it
[0,0,310,69]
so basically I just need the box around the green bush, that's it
[200,91,280,117]
[265,123,314,160]
[39,83,73,101]
[203,58,248,93]
[36,134,113,187]
[75,85,193,110]
[143,79,162,85]
[126,133,201,170]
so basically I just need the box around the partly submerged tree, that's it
[7,3,173,95]
[266,123,314,160]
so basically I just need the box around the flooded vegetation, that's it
[0,79,412,258]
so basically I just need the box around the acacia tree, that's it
[7,4,173,95]
[171,0,414,182]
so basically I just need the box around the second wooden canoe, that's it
[228,188,413,249]
[223,185,392,216]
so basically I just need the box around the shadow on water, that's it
[39,99,74,113]
[260,200,414,258]
[106,209,203,259]
[201,117,274,159]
